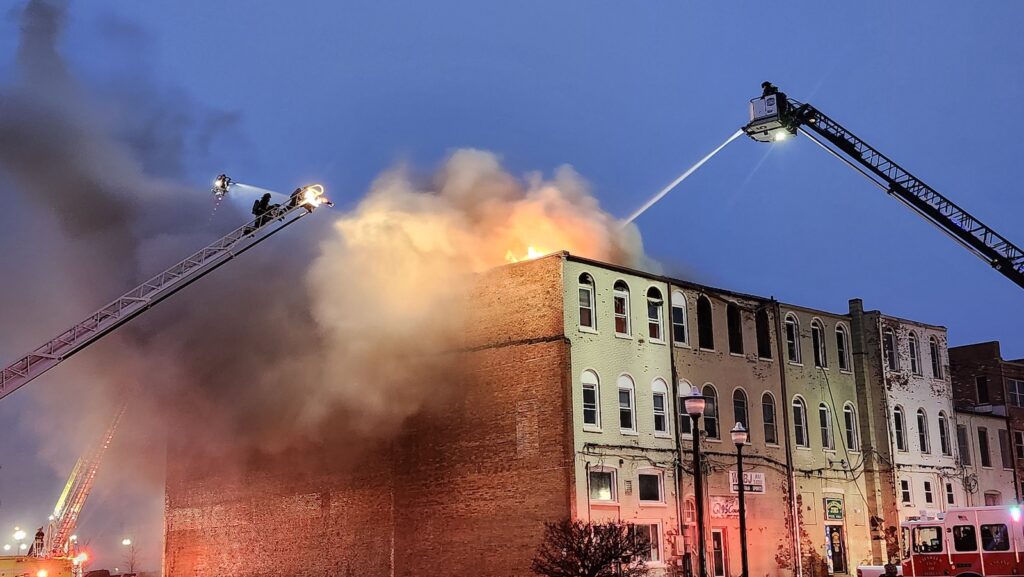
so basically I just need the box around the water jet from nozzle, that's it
[623,129,744,225]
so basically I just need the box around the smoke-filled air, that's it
[0,0,651,481]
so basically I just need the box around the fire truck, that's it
[889,506,1024,577]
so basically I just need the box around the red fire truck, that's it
[900,506,1024,577]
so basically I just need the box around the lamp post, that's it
[684,386,708,577]
[731,422,750,577]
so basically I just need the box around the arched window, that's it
[917,408,930,454]
[581,370,601,429]
[811,319,827,368]
[929,337,943,379]
[578,273,596,330]
[938,411,951,456]
[836,325,851,372]
[843,403,859,451]
[613,281,631,336]
[819,403,834,450]
[893,406,907,451]
[671,291,689,346]
[792,397,809,448]
[756,308,772,359]
[647,287,665,342]
[908,332,921,375]
[762,393,778,445]
[785,314,801,363]
[883,328,898,371]
[727,303,744,355]
[702,384,720,439]
[733,388,750,443]
[618,374,636,433]
[652,378,669,436]
[697,296,714,350]
[678,380,693,436]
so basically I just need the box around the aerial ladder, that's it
[743,82,1024,290]
[43,401,128,558]
[0,180,332,401]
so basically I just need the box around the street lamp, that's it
[122,538,132,546]
[731,422,750,577]
[684,386,708,577]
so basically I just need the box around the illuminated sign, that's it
[824,497,845,521]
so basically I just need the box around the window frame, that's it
[785,314,802,364]
[946,483,956,507]
[908,332,922,375]
[1014,430,1024,460]
[613,281,632,338]
[652,379,670,438]
[678,379,693,438]
[929,337,943,379]
[900,479,912,504]
[637,469,666,504]
[811,319,828,368]
[588,467,617,503]
[581,369,602,431]
[1008,379,1024,408]
[978,426,992,468]
[883,327,899,371]
[732,387,750,444]
[703,384,720,440]
[762,392,778,446]
[819,403,835,451]
[893,406,907,452]
[578,273,597,332]
[836,324,851,372]
[843,402,860,452]
[618,374,637,435]
[646,287,665,344]
[923,480,934,504]
[957,424,971,466]
[792,396,809,448]
[999,429,1013,470]
[755,308,773,360]
[631,522,663,563]
[671,291,689,347]
[938,411,951,456]
[917,408,931,454]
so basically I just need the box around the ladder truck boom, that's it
[743,82,1024,290]
[0,181,332,401]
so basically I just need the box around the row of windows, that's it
[783,314,852,371]
[881,327,944,378]
[578,274,773,358]
[899,478,957,507]
[910,522,1011,554]
[955,423,1015,469]
[790,396,860,451]
[975,376,1024,407]
[588,468,665,504]
[582,371,672,436]
[891,407,952,456]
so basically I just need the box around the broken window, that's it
[976,376,990,404]
[578,273,595,330]
[917,408,930,454]
[883,328,898,371]
[697,296,714,349]
[811,320,827,368]
[756,308,772,359]
[836,325,850,371]
[613,281,631,335]
[727,303,743,355]
[908,333,921,375]
[819,403,834,450]
[929,337,943,379]
[938,412,950,456]
[893,406,907,451]
[843,403,859,451]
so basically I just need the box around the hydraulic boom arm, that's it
[743,83,1024,290]
[0,183,331,401]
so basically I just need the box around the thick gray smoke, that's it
[0,9,651,558]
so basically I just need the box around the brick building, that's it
[949,341,1024,503]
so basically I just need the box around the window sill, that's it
[583,426,603,433]
[639,501,668,508]
[578,326,598,335]
[654,432,671,439]
[758,356,774,363]
[590,500,620,507]
[765,442,780,448]
[649,339,667,346]
[796,446,812,451]
[614,333,633,340]
[789,361,804,367]
[816,365,830,371]
[704,438,722,443]
[698,347,716,353]
[674,342,691,349]
[620,429,639,436]
[729,352,745,358]
[839,369,853,375]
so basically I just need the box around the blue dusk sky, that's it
[0,0,1021,569]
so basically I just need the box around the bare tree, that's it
[122,541,140,575]
[532,519,651,577]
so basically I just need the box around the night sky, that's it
[0,1,1022,570]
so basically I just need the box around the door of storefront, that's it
[826,525,848,574]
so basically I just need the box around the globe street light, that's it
[684,386,708,577]
[122,538,132,546]
[731,422,750,577]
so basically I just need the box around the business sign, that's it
[710,496,740,519]
[824,497,845,521]
[729,471,766,494]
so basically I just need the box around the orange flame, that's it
[504,246,547,263]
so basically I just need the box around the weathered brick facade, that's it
[165,256,575,577]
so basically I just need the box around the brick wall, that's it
[164,255,574,577]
